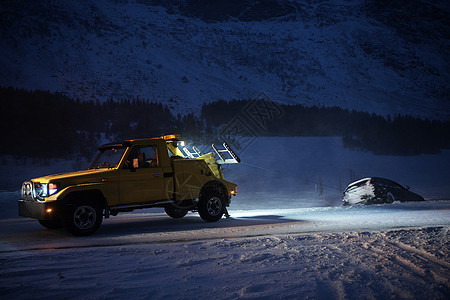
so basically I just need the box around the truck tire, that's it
[164,205,188,219]
[64,201,103,236]
[38,218,63,229]
[198,191,225,222]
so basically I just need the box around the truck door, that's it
[118,145,169,204]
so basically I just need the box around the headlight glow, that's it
[33,182,59,200]
[48,183,59,195]
[34,183,48,199]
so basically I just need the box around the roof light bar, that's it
[161,134,181,140]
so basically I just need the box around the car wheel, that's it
[164,205,188,219]
[386,192,395,203]
[38,217,63,229]
[198,192,224,222]
[64,202,103,236]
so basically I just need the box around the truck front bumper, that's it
[18,200,58,220]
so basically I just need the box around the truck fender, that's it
[58,186,108,212]
[53,183,104,201]
[199,180,230,205]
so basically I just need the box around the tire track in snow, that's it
[309,229,449,299]
[383,237,450,287]
[356,228,450,298]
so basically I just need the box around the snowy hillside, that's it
[1,0,449,118]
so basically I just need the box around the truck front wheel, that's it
[64,202,103,236]
[198,192,225,222]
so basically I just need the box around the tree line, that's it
[0,87,198,160]
[1,87,449,161]
[201,99,450,155]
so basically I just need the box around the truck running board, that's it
[109,200,174,215]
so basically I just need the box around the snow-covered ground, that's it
[0,205,449,299]
[0,137,449,299]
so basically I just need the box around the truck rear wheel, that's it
[64,201,103,236]
[198,192,225,222]
[164,205,188,219]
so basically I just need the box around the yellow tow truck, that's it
[19,134,239,236]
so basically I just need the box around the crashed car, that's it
[342,177,424,205]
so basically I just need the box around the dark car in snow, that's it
[342,177,424,205]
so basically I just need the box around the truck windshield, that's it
[89,147,127,169]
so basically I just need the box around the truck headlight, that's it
[34,183,46,199]
[48,183,59,195]
[33,182,59,200]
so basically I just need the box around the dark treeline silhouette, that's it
[201,99,450,155]
[1,88,449,160]
[0,87,181,160]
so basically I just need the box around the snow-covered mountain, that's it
[0,0,448,119]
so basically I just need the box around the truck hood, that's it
[31,168,116,183]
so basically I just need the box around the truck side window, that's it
[140,146,158,168]
[125,146,158,169]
